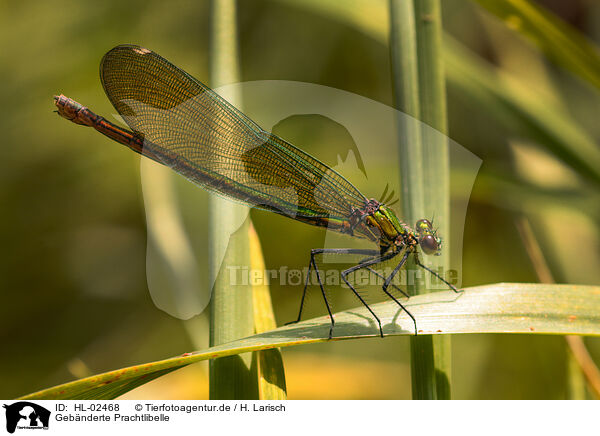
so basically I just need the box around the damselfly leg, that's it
[286,248,417,338]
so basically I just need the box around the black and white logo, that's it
[3,402,50,433]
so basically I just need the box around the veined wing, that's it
[100,45,368,230]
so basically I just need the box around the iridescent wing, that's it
[100,45,368,230]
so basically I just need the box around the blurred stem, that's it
[565,336,600,399]
[389,0,432,400]
[473,0,600,91]
[516,217,600,399]
[389,0,423,202]
[278,0,600,186]
[208,0,255,399]
[390,0,451,399]
[565,342,586,399]
[414,0,452,401]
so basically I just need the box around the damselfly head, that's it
[415,219,442,256]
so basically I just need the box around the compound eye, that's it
[417,218,432,227]
[420,234,438,255]
[416,219,432,231]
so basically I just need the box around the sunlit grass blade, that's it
[249,223,287,399]
[19,283,600,400]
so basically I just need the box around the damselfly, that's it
[54,45,460,338]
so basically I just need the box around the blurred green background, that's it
[1,0,599,399]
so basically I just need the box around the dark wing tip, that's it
[99,44,154,77]
[99,44,160,117]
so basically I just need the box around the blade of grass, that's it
[249,223,287,399]
[208,0,256,399]
[473,0,600,90]
[19,283,600,400]
[413,0,452,401]
[389,0,433,400]
[389,0,453,400]
[389,0,424,218]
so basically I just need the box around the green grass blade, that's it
[389,0,453,400]
[249,223,287,400]
[208,0,256,399]
[473,0,600,90]
[389,0,434,400]
[18,283,600,400]
[389,0,424,216]
[413,0,452,400]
